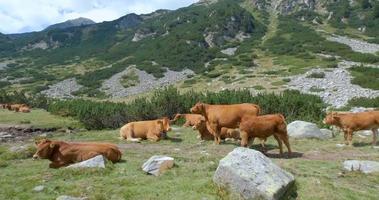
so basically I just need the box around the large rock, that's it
[343,160,379,174]
[142,155,174,176]
[56,195,88,200]
[213,147,295,200]
[66,155,106,169]
[287,121,328,139]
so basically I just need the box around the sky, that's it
[0,0,198,34]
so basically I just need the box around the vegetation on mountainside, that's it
[347,96,379,108]
[264,16,379,64]
[47,87,325,129]
[327,0,379,38]
[348,66,379,90]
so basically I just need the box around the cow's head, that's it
[190,102,205,114]
[323,112,340,125]
[161,117,172,132]
[193,118,206,131]
[33,139,57,159]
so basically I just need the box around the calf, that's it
[171,113,205,127]
[190,102,260,144]
[239,114,292,156]
[33,139,122,168]
[323,111,379,146]
[120,119,165,142]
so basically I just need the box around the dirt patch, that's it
[302,149,379,161]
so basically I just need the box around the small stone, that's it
[33,185,45,192]
[66,155,106,169]
[56,195,88,200]
[336,144,346,147]
[142,155,174,176]
[343,160,379,174]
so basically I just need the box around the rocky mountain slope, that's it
[0,0,378,107]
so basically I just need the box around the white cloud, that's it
[0,0,198,34]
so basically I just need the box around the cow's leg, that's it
[260,138,267,153]
[240,131,249,147]
[343,131,348,145]
[274,134,283,156]
[49,161,66,168]
[125,129,141,142]
[347,129,353,146]
[372,128,378,146]
[279,134,292,156]
[147,134,160,142]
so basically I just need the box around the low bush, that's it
[306,72,325,79]
[48,87,326,129]
[349,66,379,90]
[347,96,379,108]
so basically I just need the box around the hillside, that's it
[0,0,378,107]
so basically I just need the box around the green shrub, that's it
[349,66,379,90]
[306,72,325,78]
[347,96,379,108]
[48,87,326,129]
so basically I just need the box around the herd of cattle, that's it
[0,103,31,112]
[2,102,379,168]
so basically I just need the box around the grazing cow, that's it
[7,104,27,112]
[120,119,165,142]
[190,102,260,144]
[323,111,379,146]
[171,113,205,127]
[33,139,122,168]
[239,114,292,156]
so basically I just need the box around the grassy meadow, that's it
[0,109,379,200]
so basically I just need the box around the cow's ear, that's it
[332,115,340,121]
[49,143,57,148]
[156,120,163,125]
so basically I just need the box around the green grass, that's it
[1,125,379,200]
[349,66,379,90]
[0,109,82,129]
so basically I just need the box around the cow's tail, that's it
[277,114,287,135]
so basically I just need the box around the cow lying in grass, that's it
[33,139,122,168]
[171,113,204,127]
[120,117,171,142]
[190,102,260,144]
[5,103,31,112]
[239,114,292,156]
[323,111,379,146]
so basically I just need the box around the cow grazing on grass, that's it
[239,114,292,156]
[323,111,379,146]
[171,113,205,127]
[120,119,166,142]
[6,104,29,112]
[190,102,260,144]
[33,139,122,168]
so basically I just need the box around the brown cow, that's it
[323,111,379,146]
[192,119,240,140]
[171,113,205,127]
[239,114,292,156]
[7,104,27,112]
[190,102,260,144]
[120,119,165,142]
[32,139,122,168]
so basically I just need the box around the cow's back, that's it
[206,103,260,128]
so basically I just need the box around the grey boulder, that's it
[213,147,295,200]
[66,155,106,169]
[287,120,328,139]
[142,155,174,176]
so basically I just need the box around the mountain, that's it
[44,17,95,31]
[0,0,378,100]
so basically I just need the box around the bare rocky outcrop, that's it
[0,124,55,142]
[41,78,83,99]
[101,66,194,98]
[288,60,379,108]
